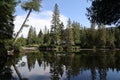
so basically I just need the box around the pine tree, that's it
[59,22,65,44]
[66,18,74,50]
[114,28,120,48]
[107,28,115,48]
[33,28,37,38]
[33,27,37,44]
[13,0,42,45]
[98,24,107,48]
[50,4,61,45]
[87,0,120,26]
[38,29,43,45]
[72,21,81,45]
[100,24,107,48]
[38,29,43,38]
[80,27,88,48]
[43,26,51,45]
[27,26,34,45]
[44,30,50,45]
[0,0,16,40]
[90,23,96,48]
[0,0,16,56]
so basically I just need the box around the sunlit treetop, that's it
[21,0,42,11]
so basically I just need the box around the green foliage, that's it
[18,1,119,50]
[21,0,42,11]
[13,0,42,45]
[90,23,96,45]
[16,37,27,46]
[37,29,43,45]
[4,39,13,50]
[106,28,115,49]
[114,28,120,48]
[78,24,118,49]
[0,0,16,40]
[51,4,61,45]
[97,24,107,48]
[87,0,120,26]
[43,31,51,45]
[80,27,88,47]
[27,26,37,45]
[59,22,65,44]
[0,0,16,55]
[66,18,74,46]
[72,21,81,45]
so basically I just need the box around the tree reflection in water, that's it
[25,51,120,80]
[1,50,120,80]
[0,42,13,80]
[0,66,13,80]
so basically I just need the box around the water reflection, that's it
[1,51,120,80]
[0,52,20,80]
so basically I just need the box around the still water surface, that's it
[1,51,120,80]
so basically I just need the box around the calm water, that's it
[1,51,120,80]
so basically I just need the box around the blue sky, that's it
[42,0,91,25]
[14,0,91,37]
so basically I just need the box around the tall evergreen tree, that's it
[72,21,81,45]
[44,30,51,45]
[80,27,89,48]
[114,28,120,48]
[38,29,43,38]
[33,27,37,38]
[0,0,16,40]
[13,0,42,45]
[0,0,16,56]
[107,28,115,48]
[33,27,37,44]
[38,29,43,45]
[90,23,96,48]
[50,3,61,45]
[66,18,74,47]
[27,26,34,44]
[59,22,65,44]
[98,24,107,48]
[43,26,51,45]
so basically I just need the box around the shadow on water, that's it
[0,42,12,80]
[1,50,120,80]
[0,41,23,80]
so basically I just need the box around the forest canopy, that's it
[0,0,16,40]
[87,0,120,26]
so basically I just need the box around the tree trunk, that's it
[13,9,32,46]
[12,61,22,80]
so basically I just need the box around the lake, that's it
[1,50,120,80]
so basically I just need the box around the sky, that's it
[14,0,91,38]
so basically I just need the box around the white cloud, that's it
[60,14,68,28]
[14,10,68,38]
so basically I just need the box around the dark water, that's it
[1,51,120,80]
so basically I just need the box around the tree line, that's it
[23,4,120,49]
[25,21,120,49]
[0,0,120,51]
